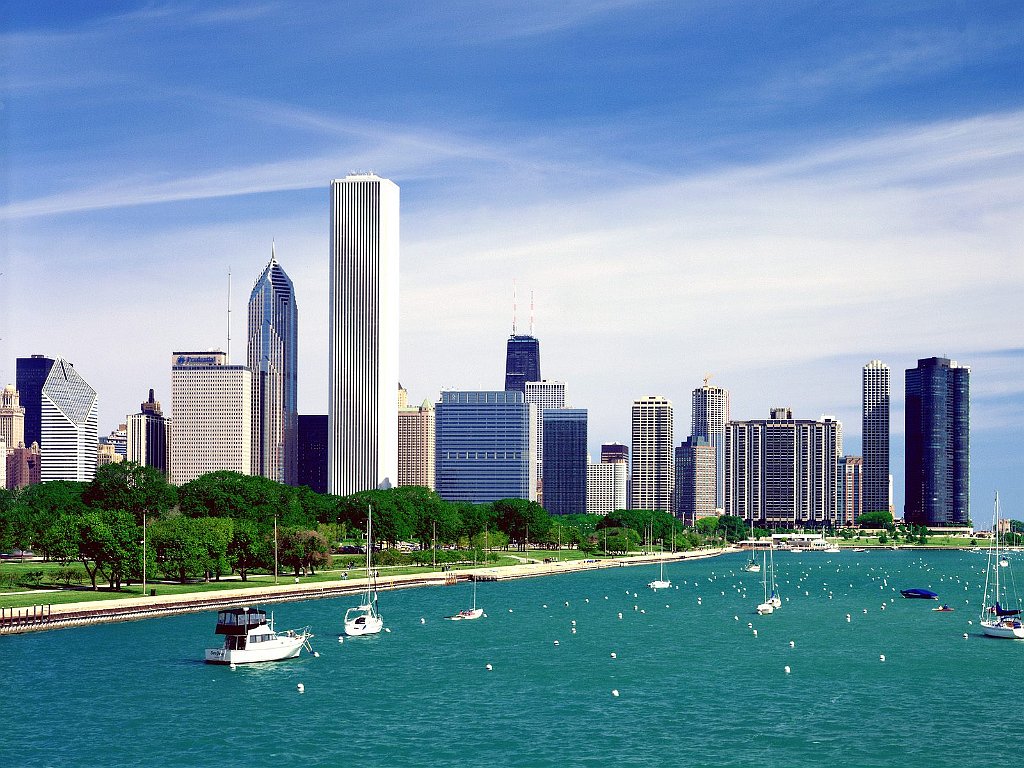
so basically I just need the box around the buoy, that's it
[338,636,344,643]
[553,640,560,646]
[862,609,867,614]
[963,633,969,639]
[571,628,577,634]
[747,622,753,628]
[612,689,620,697]
[509,609,513,613]
[618,612,623,619]
[420,618,426,624]
[879,654,886,662]
[297,683,305,693]
[789,641,795,648]
[313,651,320,658]
[734,616,739,621]
[543,604,548,609]
[784,666,791,674]
[571,620,577,625]
[565,601,569,606]
[229,663,236,670]
[633,605,638,611]
[585,598,590,603]
[384,628,391,633]
[610,652,617,659]
[486,663,493,670]
[752,629,758,637]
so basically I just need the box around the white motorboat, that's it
[345,505,384,637]
[980,493,1024,639]
[204,607,312,664]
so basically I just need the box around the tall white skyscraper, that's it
[248,248,298,485]
[39,358,98,482]
[691,381,729,510]
[328,174,399,496]
[169,351,252,485]
[862,360,890,515]
[586,458,627,516]
[631,395,674,512]
[524,379,566,500]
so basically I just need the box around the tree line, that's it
[0,463,752,591]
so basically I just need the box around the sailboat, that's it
[767,545,781,608]
[756,550,774,615]
[743,518,761,573]
[344,505,384,637]
[447,576,484,621]
[648,539,671,590]
[980,493,1024,639]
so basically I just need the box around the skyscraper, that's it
[39,358,99,482]
[435,390,535,504]
[631,396,674,511]
[328,174,399,496]
[542,409,587,515]
[15,355,55,448]
[905,357,970,526]
[127,389,168,476]
[398,385,435,490]
[248,248,298,485]
[586,459,627,516]
[0,385,26,451]
[724,410,842,528]
[170,351,252,485]
[297,415,328,494]
[504,335,541,394]
[601,443,629,465]
[674,437,716,525]
[837,455,864,526]
[691,381,730,509]
[861,360,890,514]
[524,379,566,500]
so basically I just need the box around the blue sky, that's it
[3,1,1023,524]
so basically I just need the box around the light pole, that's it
[274,514,279,585]
[142,512,147,597]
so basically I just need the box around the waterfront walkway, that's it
[0,548,733,635]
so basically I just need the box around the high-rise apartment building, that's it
[15,355,55,448]
[524,380,566,500]
[631,396,674,511]
[398,385,435,490]
[0,385,26,451]
[248,250,298,485]
[504,335,541,394]
[328,174,399,495]
[691,382,730,509]
[6,444,40,489]
[674,437,716,525]
[724,410,842,527]
[905,357,970,526]
[586,460,628,516]
[837,455,863,526]
[170,351,252,485]
[39,358,99,482]
[127,389,168,475]
[542,409,587,515]
[435,391,536,504]
[297,415,328,494]
[861,360,890,514]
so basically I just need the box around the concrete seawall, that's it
[0,548,733,635]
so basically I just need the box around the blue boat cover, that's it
[900,588,939,598]
[994,602,1022,617]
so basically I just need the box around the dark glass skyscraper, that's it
[905,357,970,526]
[248,250,298,485]
[297,415,328,494]
[542,409,587,515]
[15,355,55,447]
[504,334,540,394]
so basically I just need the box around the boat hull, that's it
[756,602,774,615]
[205,634,307,664]
[447,608,484,621]
[981,620,1024,639]
[344,609,383,636]
[648,580,672,590]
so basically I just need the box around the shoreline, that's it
[0,547,735,635]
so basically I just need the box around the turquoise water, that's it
[2,551,1020,767]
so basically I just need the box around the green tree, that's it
[178,471,292,526]
[84,462,176,521]
[197,517,233,581]
[716,515,749,543]
[10,481,88,557]
[227,518,267,581]
[44,509,139,590]
[857,510,894,530]
[280,528,332,576]
[493,498,551,550]
[152,515,208,583]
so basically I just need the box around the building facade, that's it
[248,250,298,485]
[504,334,541,394]
[691,382,730,509]
[15,355,55,449]
[328,174,399,495]
[631,396,674,512]
[435,391,536,504]
[398,385,435,490]
[297,414,328,494]
[6,444,40,489]
[905,357,970,526]
[861,360,890,514]
[601,443,629,465]
[542,409,587,515]
[127,389,168,475]
[674,437,716,525]
[39,358,99,482]
[169,351,252,485]
[837,455,864,526]
[0,385,26,451]
[524,380,566,500]
[724,410,842,528]
[586,460,627,516]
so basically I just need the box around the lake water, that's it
[2,550,1020,767]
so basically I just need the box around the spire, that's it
[271,239,277,264]
[530,290,535,336]
[512,280,518,335]
[148,388,155,403]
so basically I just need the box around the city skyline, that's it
[2,3,1022,522]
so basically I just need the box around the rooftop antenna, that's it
[271,238,277,264]
[512,280,518,335]
[227,266,232,362]
[703,372,713,387]
[530,290,535,337]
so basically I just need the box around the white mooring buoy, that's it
[612,689,620,697]
[297,683,305,693]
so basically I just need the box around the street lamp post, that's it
[142,512,147,597]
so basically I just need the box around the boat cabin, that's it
[214,607,268,635]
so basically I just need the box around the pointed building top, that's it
[271,239,277,264]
